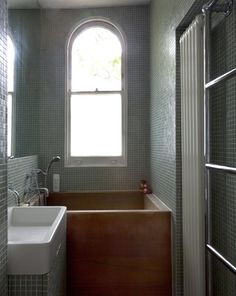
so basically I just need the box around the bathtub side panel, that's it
[67,211,171,295]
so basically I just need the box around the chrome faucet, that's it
[24,186,49,199]
[36,156,61,187]
[24,187,49,206]
[24,171,50,206]
[36,187,49,198]
[8,187,21,206]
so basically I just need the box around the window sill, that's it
[64,157,127,168]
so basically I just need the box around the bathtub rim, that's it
[48,192,172,212]
[65,194,172,213]
[146,193,172,212]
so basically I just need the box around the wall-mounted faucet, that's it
[8,187,21,206]
[45,156,61,175]
[23,156,61,205]
[37,156,61,176]
[36,156,61,189]
[36,187,49,198]
[24,171,49,205]
[36,155,61,191]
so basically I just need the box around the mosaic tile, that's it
[9,6,150,192]
[8,155,38,206]
[150,0,207,294]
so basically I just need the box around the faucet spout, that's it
[37,187,49,198]
[8,187,21,206]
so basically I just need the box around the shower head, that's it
[45,156,61,175]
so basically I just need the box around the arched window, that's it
[7,35,15,157]
[65,20,127,167]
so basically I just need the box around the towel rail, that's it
[206,244,236,275]
[205,163,236,174]
[205,68,236,89]
[203,1,235,295]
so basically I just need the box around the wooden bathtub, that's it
[48,192,172,296]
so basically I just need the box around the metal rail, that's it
[202,0,235,295]
[207,244,236,275]
[205,68,236,89]
[205,163,236,174]
[203,8,212,296]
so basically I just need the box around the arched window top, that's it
[69,20,125,92]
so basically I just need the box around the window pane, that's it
[71,94,122,157]
[8,94,12,157]
[71,27,122,91]
[7,36,15,92]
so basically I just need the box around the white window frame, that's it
[7,33,16,158]
[65,18,127,167]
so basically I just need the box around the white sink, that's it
[8,206,66,275]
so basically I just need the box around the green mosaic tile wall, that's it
[9,6,150,192]
[150,0,208,294]
[8,155,38,206]
[8,10,41,157]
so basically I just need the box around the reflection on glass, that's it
[8,36,15,92]
[7,35,15,157]
[71,26,122,91]
[70,94,122,157]
[7,94,12,157]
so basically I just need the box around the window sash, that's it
[70,93,122,157]
[7,92,15,157]
[71,26,122,92]
[7,35,15,158]
[65,90,127,167]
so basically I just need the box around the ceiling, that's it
[8,0,150,9]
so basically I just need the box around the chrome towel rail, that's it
[206,245,236,275]
[203,0,236,295]
[205,67,236,88]
[205,163,236,174]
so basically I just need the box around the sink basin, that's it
[8,206,66,275]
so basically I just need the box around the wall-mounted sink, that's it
[8,206,66,275]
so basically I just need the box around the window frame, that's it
[65,18,127,167]
[7,33,16,158]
